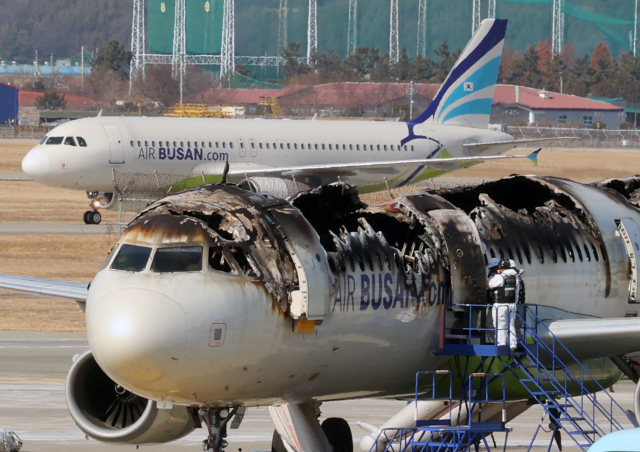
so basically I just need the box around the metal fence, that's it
[506,126,640,148]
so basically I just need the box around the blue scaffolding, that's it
[368,304,634,452]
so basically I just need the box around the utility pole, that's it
[221,0,235,78]
[307,0,318,61]
[406,81,415,120]
[417,0,427,57]
[347,0,358,56]
[488,0,496,19]
[552,0,564,54]
[278,0,288,58]
[81,45,84,91]
[389,0,399,65]
[472,0,481,35]
[130,0,145,94]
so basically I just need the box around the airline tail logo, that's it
[402,18,507,146]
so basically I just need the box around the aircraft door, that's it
[238,138,246,157]
[616,218,640,303]
[427,209,487,305]
[269,207,332,321]
[103,126,125,164]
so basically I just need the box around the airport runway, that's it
[0,332,636,452]
[0,221,118,235]
[0,172,29,181]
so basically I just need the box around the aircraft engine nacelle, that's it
[240,176,311,199]
[66,349,196,445]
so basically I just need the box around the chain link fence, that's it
[505,126,640,148]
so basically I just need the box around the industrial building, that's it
[0,82,18,126]
[491,85,627,128]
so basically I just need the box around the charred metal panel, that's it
[427,210,487,305]
[616,218,640,303]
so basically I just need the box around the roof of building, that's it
[493,85,623,111]
[0,82,18,90]
[18,91,109,109]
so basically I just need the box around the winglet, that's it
[527,148,542,166]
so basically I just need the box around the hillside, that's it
[0,0,634,64]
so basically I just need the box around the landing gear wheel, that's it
[84,210,102,225]
[321,417,353,452]
[271,430,287,452]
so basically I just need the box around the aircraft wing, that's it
[226,150,541,180]
[0,273,88,303]
[463,137,576,155]
[540,317,640,361]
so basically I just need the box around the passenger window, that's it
[592,244,599,261]
[566,242,575,262]
[515,248,523,265]
[240,142,244,149]
[63,137,76,146]
[216,142,219,148]
[294,143,297,150]
[548,242,558,263]
[111,244,152,272]
[287,143,291,150]
[208,247,236,274]
[356,144,360,151]
[222,142,226,149]
[411,145,415,151]
[315,144,318,150]
[328,144,332,150]
[343,144,346,150]
[202,141,205,148]
[575,242,583,261]
[489,249,496,258]
[322,144,325,150]
[259,142,263,149]
[229,247,258,278]
[363,144,367,151]
[523,246,532,264]
[391,145,395,151]
[145,141,149,147]
[266,143,270,149]
[384,145,388,151]
[280,143,284,149]
[349,144,353,151]
[151,246,203,273]
[152,141,155,147]
[187,141,190,148]
[584,244,591,261]
[130,140,134,147]
[209,142,212,148]
[180,142,184,147]
[559,245,567,263]
[535,244,544,264]
[46,137,63,145]
[377,145,381,151]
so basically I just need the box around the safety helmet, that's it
[509,259,517,269]
[498,258,511,269]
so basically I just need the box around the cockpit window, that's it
[77,137,87,147]
[39,137,48,145]
[64,137,77,146]
[111,244,152,272]
[208,247,236,274]
[151,246,203,273]
[46,137,64,145]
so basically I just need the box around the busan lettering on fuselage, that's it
[331,272,450,312]
[137,147,229,161]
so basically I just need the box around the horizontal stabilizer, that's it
[463,137,577,155]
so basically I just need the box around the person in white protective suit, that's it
[487,258,524,350]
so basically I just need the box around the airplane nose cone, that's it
[87,289,187,385]
[22,149,49,181]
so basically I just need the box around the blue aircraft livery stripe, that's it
[440,98,494,124]
[397,165,425,187]
[436,56,502,121]
[409,19,507,127]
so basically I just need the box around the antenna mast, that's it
[472,0,481,35]
[390,0,399,64]
[307,0,318,60]
[552,0,564,54]
[130,0,145,92]
[347,0,358,55]
[221,0,235,77]
[417,0,427,56]
[488,0,496,19]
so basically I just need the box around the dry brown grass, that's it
[0,140,34,172]
[0,235,118,332]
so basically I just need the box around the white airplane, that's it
[20,19,552,225]
[2,173,640,452]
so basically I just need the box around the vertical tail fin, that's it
[402,19,507,144]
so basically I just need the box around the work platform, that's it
[367,304,634,452]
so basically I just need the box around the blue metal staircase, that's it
[367,304,633,452]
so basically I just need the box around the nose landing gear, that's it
[84,192,102,225]
[200,407,240,452]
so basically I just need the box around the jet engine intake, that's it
[66,349,195,444]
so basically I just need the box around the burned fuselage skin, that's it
[86,176,640,409]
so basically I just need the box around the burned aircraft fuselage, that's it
[85,176,640,407]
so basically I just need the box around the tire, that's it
[83,211,92,225]
[271,430,287,452]
[321,418,353,452]
[89,211,102,225]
